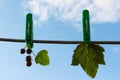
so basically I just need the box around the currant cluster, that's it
[20,48,32,67]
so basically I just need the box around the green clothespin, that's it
[82,9,91,44]
[25,13,33,49]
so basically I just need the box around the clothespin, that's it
[82,9,91,44]
[25,13,33,49]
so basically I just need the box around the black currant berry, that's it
[20,48,25,54]
[26,49,32,54]
[26,61,32,67]
[26,56,31,61]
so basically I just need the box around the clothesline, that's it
[0,38,120,44]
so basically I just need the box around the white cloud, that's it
[22,0,120,26]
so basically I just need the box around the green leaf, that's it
[89,44,105,65]
[35,50,50,66]
[79,44,98,78]
[71,55,79,66]
[71,43,105,78]
[86,47,98,78]
[71,43,85,66]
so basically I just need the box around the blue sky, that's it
[0,0,120,80]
